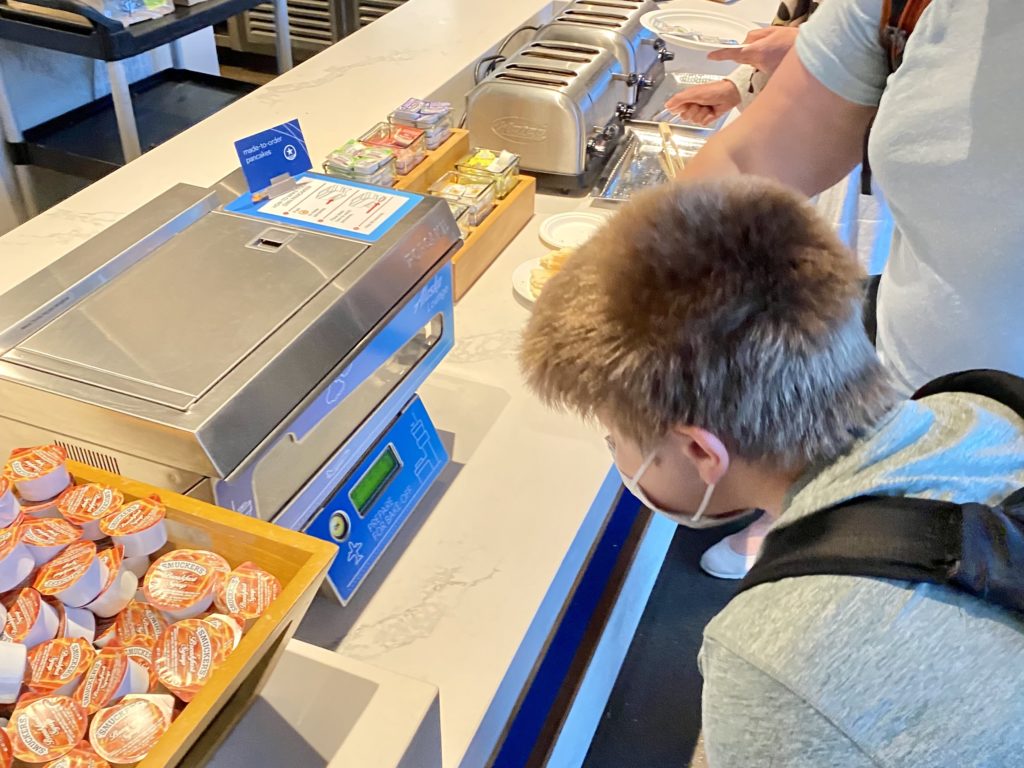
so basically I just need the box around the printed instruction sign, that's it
[224,172,422,243]
[234,119,312,195]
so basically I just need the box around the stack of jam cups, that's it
[360,122,427,175]
[323,140,396,187]
[388,98,453,150]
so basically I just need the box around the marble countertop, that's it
[0,0,778,765]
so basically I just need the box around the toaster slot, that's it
[520,50,592,64]
[529,41,602,56]
[572,1,637,8]
[505,63,578,79]
[495,72,571,88]
[563,9,629,21]
[557,12,625,28]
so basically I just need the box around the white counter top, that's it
[0,0,778,765]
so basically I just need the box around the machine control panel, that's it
[304,395,448,604]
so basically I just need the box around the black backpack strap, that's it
[740,492,1024,614]
[738,495,961,595]
[912,369,1024,422]
[739,368,1024,608]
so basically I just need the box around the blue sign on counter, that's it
[234,119,312,195]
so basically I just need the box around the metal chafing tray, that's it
[0,170,461,504]
[594,121,709,202]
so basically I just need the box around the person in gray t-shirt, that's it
[683,0,1024,394]
[520,177,1024,766]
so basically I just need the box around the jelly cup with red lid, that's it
[143,550,230,621]
[34,541,106,608]
[8,694,87,764]
[4,446,71,503]
[3,588,59,649]
[20,519,82,567]
[97,496,166,559]
[360,122,426,174]
[57,486,123,542]
[72,648,148,716]
[25,638,95,697]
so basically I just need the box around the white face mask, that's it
[610,440,742,530]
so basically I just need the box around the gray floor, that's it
[582,523,744,768]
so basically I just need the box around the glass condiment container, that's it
[455,148,520,199]
[360,122,427,175]
[429,171,495,226]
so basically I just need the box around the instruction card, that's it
[224,172,422,242]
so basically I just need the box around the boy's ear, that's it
[672,425,730,486]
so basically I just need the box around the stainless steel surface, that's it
[594,122,709,202]
[534,0,666,104]
[0,171,460,478]
[466,40,630,179]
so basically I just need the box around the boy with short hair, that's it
[520,178,1024,765]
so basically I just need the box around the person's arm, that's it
[701,638,879,767]
[680,48,876,196]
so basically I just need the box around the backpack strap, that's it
[739,492,1024,616]
[738,368,1024,612]
[861,0,933,194]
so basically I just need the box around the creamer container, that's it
[388,98,453,149]
[3,589,59,649]
[0,641,27,704]
[155,618,228,702]
[25,638,95,697]
[0,522,34,592]
[8,694,87,763]
[57,486,123,542]
[34,541,107,608]
[20,519,82,567]
[97,497,166,559]
[113,601,167,645]
[72,649,147,715]
[60,606,95,645]
[213,562,281,625]
[456,148,520,199]
[121,556,150,580]
[0,477,20,528]
[428,171,495,225]
[84,548,136,619]
[143,550,229,621]
[42,741,109,768]
[202,614,243,651]
[108,635,157,693]
[4,447,71,503]
[89,694,172,765]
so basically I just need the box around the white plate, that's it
[641,10,757,51]
[512,257,543,305]
[538,212,607,249]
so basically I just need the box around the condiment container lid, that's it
[8,694,87,763]
[57,486,123,526]
[213,562,282,620]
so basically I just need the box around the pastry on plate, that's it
[530,248,574,298]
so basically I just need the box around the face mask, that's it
[614,449,741,530]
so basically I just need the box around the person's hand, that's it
[664,80,742,126]
[707,26,800,76]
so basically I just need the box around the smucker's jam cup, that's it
[4,446,71,503]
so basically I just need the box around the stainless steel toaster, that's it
[466,40,633,190]
[534,0,673,109]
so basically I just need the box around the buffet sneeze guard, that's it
[0,169,461,604]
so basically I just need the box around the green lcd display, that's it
[349,445,401,517]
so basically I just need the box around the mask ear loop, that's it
[691,483,717,522]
